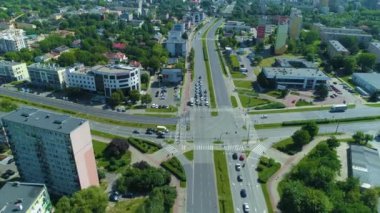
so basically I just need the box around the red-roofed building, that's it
[112,42,127,50]
[104,52,128,63]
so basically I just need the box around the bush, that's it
[128,137,161,153]
[104,138,129,158]
[161,157,186,182]
[255,102,286,110]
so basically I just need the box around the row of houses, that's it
[0,61,141,97]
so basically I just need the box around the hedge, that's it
[161,157,186,181]
[127,137,162,154]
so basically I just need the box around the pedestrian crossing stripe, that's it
[251,144,267,155]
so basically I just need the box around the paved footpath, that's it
[266,134,352,211]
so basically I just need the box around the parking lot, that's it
[149,78,181,109]
[0,155,18,182]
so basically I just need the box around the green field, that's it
[231,72,247,79]
[295,99,313,107]
[230,96,238,108]
[213,150,233,213]
[234,80,253,89]
[239,95,270,108]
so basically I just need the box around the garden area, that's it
[256,156,281,183]
[93,139,131,172]
[127,137,162,154]
[161,157,186,186]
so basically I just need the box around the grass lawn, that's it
[146,105,178,113]
[231,72,247,78]
[213,150,233,213]
[295,99,313,107]
[257,156,281,183]
[233,80,253,89]
[0,99,18,112]
[366,103,380,107]
[254,102,285,110]
[249,105,331,114]
[340,75,355,88]
[93,140,131,172]
[266,90,282,98]
[108,198,146,213]
[239,95,270,108]
[272,137,301,155]
[230,96,238,108]
[140,83,149,91]
[184,150,194,161]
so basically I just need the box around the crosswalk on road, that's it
[192,144,246,151]
[250,143,267,155]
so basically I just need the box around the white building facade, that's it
[27,63,66,89]
[0,60,29,83]
[0,28,27,53]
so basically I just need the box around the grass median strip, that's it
[0,94,176,130]
[230,96,238,108]
[202,20,218,116]
[213,150,233,213]
[249,104,355,114]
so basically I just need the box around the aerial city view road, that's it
[0,0,380,213]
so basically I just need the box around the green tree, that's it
[357,53,376,72]
[330,55,345,69]
[129,90,141,103]
[292,129,311,148]
[315,84,329,100]
[352,131,365,144]
[327,136,339,148]
[361,188,378,211]
[301,30,319,45]
[278,181,306,213]
[303,188,333,212]
[338,36,359,54]
[301,122,319,139]
[343,56,356,75]
[110,90,125,106]
[369,92,379,102]
[58,52,76,67]
[55,187,108,213]
[141,94,152,105]
[141,73,150,84]
[181,32,188,40]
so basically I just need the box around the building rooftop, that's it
[263,67,329,79]
[91,64,138,74]
[0,182,47,213]
[1,107,87,134]
[370,42,380,49]
[28,63,64,71]
[275,58,316,68]
[350,145,380,188]
[352,72,380,91]
[0,60,24,66]
[329,40,349,52]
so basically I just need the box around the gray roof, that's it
[1,107,87,134]
[263,67,329,79]
[329,40,349,52]
[0,182,47,213]
[0,60,24,67]
[350,145,380,188]
[352,73,380,91]
[275,58,316,68]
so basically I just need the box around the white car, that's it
[243,203,249,212]
[235,163,241,171]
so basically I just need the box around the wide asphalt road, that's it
[251,104,380,125]
[0,87,178,125]
[206,19,231,108]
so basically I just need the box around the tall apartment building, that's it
[1,108,99,196]
[0,182,52,213]
[0,60,29,83]
[28,63,66,89]
[288,8,302,40]
[274,24,288,55]
[92,64,141,96]
[0,28,27,53]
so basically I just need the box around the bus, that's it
[156,126,169,133]
[330,104,347,112]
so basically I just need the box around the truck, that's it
[330,104,347,112]
[156,125,169,133]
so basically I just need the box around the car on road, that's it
[240,189,247,198]
[330,95,335,98]
[237,175,243,182]
[232,153,238,160]
[157,133,165,139]
[243,203,250,212]
[239,154,245,161]
[235,163,241,171]
[261,115,268,119]
[133,130,140,134]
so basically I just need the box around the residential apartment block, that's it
[0,60,29,83]
[0,28,27,53]
[288,8,302,40]
[0,182,52,213]
[262,67,329,89]
[274,24,288,55]
[327,40,349,58]
[317,25,373,46]
[1,108,99,196]
[27,63,66,89]
[367,42,380,63]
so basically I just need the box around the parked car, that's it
[237,175,243,182]
[155,91,159,97]
[133,130,140,134]
[235,163,241,171]
[157,134,165,139]
[240,189,247,198]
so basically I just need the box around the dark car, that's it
[239,154,245,161]
[240,189,247,198]
[157,134,165,139]
[146,130,153,134]
[232,153,238,160]
[237,175,243,182]
[155,91,160,97]
[133,130,140,134]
